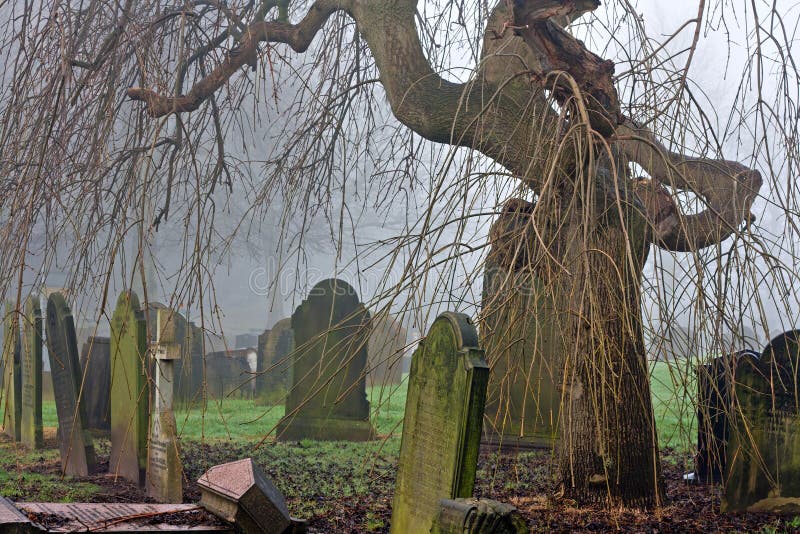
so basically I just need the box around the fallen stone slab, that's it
[17,502,232,532]
[0,497,36,533]
[198,458,305,534]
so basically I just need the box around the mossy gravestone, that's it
[724,330,800,512]
[21,297,43,449]
[45,292,97,475]
[276,279,375,441]
[481,267,560,450]
[80,336,111,433]
[2,303,22,441]
[110,291,149,486]
[390,312,489,534]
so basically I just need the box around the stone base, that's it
[276,416,375,442]
[481,429,554,451]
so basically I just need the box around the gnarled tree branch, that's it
[616,119,763,252]
[128,0,348,116]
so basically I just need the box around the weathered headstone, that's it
[147,304,203,408]
[366,312,407,388]
[390,312,489,533]
[724,330,800,512]
[198,458,293,534]
[45,292,97,476]
[694,349,759,483]
[79,337,111,433]
[481,268,560,450]
[110,291,149,486]
[20,297,43,449]
[146,308,183,503]
[255,318,293,405]
[431,499,528,534]
[205,349,256,401]
[276,279,375,441]
[2,302,22,441]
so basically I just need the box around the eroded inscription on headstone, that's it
[390,312,489,534]
[277,279,375,441]
[2,302,22,442]
[21,297,43,449]
[724,330,800,512]
[45,292,97,475]
[481,259,560,450]
[146,308,183,503]
[110,291,149,486]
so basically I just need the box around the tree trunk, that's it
[482,161,665,508]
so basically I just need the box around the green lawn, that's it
[41,364,694,449]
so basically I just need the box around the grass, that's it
[39,363,693,448]
[19,363,695,510]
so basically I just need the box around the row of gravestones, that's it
[1,292,183,504]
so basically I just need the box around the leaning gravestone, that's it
[20,297,43,449]
[2,302,22,441]
[146,308,183,503]
[79,337,111,433]
[110,291,149,486]
[390,312,489,534]
[45,292,97,475]
[724,330,800,512]
[276,279,375,441]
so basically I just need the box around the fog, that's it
[4,0,799,360]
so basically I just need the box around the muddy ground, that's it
[2,433,796,533]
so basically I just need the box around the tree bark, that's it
[483,156,665,507]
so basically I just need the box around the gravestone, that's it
[79,337,111,433]
[724,330,800,512]
[45,292,97,475]
[694,349,759,483]
[146,308,183,503]
[2,302,22,441]
[205,350,256,400]
[481,268,560,450]
[20,297,43,449]
[255,318,293,405]
[148,304,203,408]
[276,279,375,441]
[110,291,149,486]
[390,312,489,534]
[366,312,407,387]
[198,458,294,534]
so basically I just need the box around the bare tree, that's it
[0,0,795,510]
